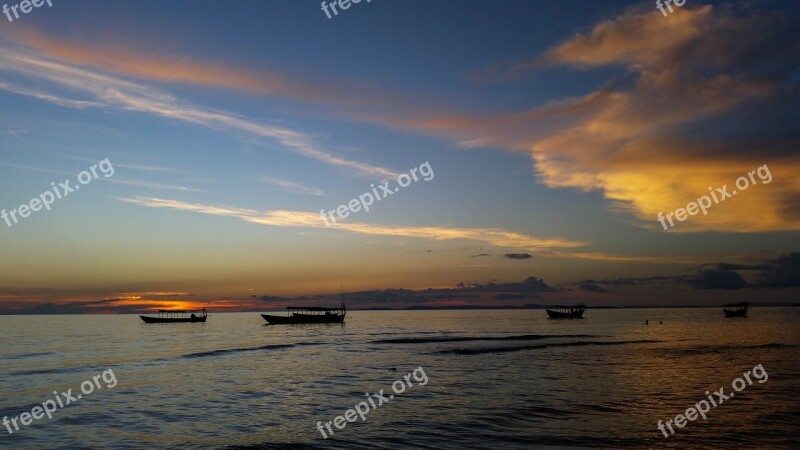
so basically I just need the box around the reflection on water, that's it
[1,308,798,449]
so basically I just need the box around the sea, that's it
[1,308,798,449]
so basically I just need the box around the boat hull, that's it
[140,316,207,323]
[723,309,748,318]
[546,309,585,319]
[261,313,345,325]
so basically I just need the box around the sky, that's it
[0,0,798,313]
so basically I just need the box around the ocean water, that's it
[1,308,798,449]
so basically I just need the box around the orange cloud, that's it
[415,6,800,232]
[9,27,401,109]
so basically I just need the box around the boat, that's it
[723,302,748,318]
[546,304,587,319]
[262,297,346,325]
[140,308,208,323]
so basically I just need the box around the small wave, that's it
[0,351,56,361]
[373,334,602,344]
[444,339,661,355]
[10,365,104,377]
[180,342,319,359]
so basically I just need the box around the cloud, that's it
[103,177,204,192]
[0,161,202,192]
[119,196,692,262]
[493,292,537,300]
[471,253,490,257]
[689,268,749,290]
[260,176,324,196]
[707,262,769,271]
[409,4,800,233]
[504,253,532,260]
[0,45,397,178]
[64,157,178,173]
[756,252,800,287]
[254,295,292,303]
[119,196,259,218]
[119,196,585,252]
[577,251,800,291]
[456,276,555,293]
[7,8,798,233]
[11,27,407,109]
[578,281,610,293]
[134,292,193,297]
[0,80,102,108]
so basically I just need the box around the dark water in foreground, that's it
[1,308,798,449]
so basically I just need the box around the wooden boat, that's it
[262,298,346,325]
[546,304,587,319]
[723,302,748,318]
[140,308,208,323]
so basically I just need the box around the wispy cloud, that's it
[118,196,689,263]
[119,196,585,252]
[260,176,324,196]
[14,28,403,108]
[0,161,73,176]
[119,196,258,218]
[112,163,176,172]
[0,80,102,109]
[0,161,201,192]
[0,45,398,178]
[102,177,203,192]
[64,156,178,173]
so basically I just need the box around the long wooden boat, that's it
[140,308,208,323]
[262,299,346,325]
[546,304,587,319]
[723,302,748,318]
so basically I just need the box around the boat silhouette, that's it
[262,295,346,325]
[140,308,208,323]
[546,304,587,319]
[723,302,748,318]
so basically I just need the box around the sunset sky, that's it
[0,0,798,313]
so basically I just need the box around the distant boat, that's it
[262,296,346,325]
[140,308,208,323]
[546,304,587,319]
[723,302,748,318]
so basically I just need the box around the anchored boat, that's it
[262,297,346,325]
[723,302,748,318]
[140,308,208,323]
[546,304,587,319]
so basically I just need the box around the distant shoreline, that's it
[1,303,798,315]
[356,303,799,311]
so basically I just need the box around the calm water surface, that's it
[1,308,799,449]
